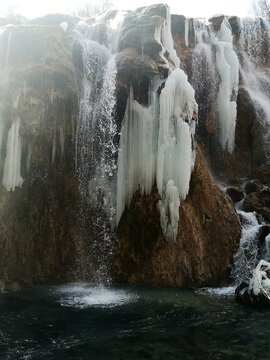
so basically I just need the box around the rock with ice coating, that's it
[236,260,270,307]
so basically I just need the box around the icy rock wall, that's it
[117,6,197,240]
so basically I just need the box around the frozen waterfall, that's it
[116,6,197,241]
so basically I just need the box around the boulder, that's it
[226,187,244,202]
[245,179,263,194]
[256,165,270,185]
[242,192,262,213]
[113,143,241,287]
[208,15,225,31]
[235,281,270,307]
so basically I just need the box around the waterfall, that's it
[73,14,123,283]
[231,210,261,285]
[191,19,218,145]
[238,18,270,162]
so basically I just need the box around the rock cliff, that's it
[2,4,268,290]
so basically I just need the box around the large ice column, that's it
[154,5,180,68]
[2,118,23,191]
[157,69,197,240]
[116,69,197,241]
[214,19,239,154]
[116,6,197,240]
[116,89,158,224]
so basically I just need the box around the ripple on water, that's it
[57,283,138,309]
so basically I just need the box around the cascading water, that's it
[231,210,262,285]
[73,14,123,283]
[191,19,218,146]
[238,18,270,162]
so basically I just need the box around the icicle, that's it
[157,69,197,240]
[154,5,180,68]
[157,69,197,199]
[2,118,23,191]
[116,88,158,225]
[52,126,56,163]
[27,144,32,171]
[185,18,189,47]
[59,126,65,156]
[0,113,4,157]
[116,69,197,241]
[214,19,239,153]
[116,6,197,240]
[157,180,180,241]
[60,22,68,32]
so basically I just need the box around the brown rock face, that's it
[113,143,241,287]
[0,26,87,290]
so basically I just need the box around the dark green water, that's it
[0,283,269,359]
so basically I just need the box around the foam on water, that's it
[197,286,236,296]
[57,283,138,309]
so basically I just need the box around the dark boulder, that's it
[226,187,244,202]
[235,281,270,307]
[245,179,263,194]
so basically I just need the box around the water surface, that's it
[0,283,269,359]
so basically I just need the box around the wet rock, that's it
[28,13,79,27]
[118,6,165,58]
[242,192,262,212]
[114,143,241,287]
[245,179,263,194]
[256,165,270,185]
[260,208,270,223]
[235,281,270,307]
[228,16,241,38]
[209,15,225,31]
[0,25,85,289]
[226,187,244,202]
[258,225,270,246]
[260,187,270,207]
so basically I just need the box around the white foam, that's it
[58,283,138,309]
[197,286,236,296]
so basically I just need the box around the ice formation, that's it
[2,118,23,191]
[248,260,270,297]
[116,68,197,240]
[116,5,197,240]
[213,19,239,153]
[116,88,158,224]
[154,6,180,68]
[60,22,68,32]
[185,18,189,47]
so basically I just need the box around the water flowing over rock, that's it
[2,4,270,291]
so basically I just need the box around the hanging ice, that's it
[185,18,189,47]
[2,118,23,191]
[116,5,197,240]
[116,70,197,241]
[154,6,180,68]
[214,19,239,153]
[157,69,197,240]
[116,88,158,225]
